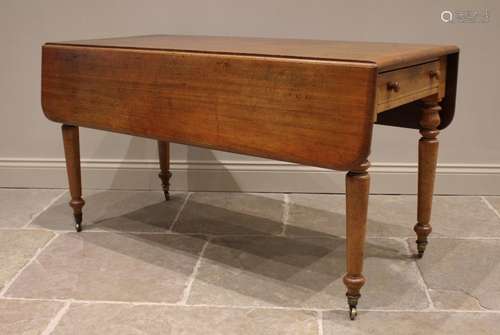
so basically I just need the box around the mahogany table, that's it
[41,35,459,319]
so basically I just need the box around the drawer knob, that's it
[387,81,400,92]
[429,70,440,80]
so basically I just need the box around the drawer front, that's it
[376,60,445,113]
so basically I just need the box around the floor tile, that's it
[412,238,500,310]
[5,233,206,302]
[0,299,63,335]
[428,197,500,237]
[285,194,345,237]
[0,230,54,291]
[0,189,64,228]
[30,190,188,232]
[173,193,284,235]
[287,195,500,238]
[484,196,500,216]
[52,303,318,335]
[188,236,428,309]
[323,311,500,335]
[287,194,419,237]
[428,289,485,310]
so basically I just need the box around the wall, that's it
[1,0,499,194]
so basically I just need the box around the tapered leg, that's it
[157,141,172,201]
[62,125,85,232]
[343,160,370,320]
[414,98,441,257]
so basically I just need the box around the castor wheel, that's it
[74,213,83,232]
[158,170,172,202]
[415,240,428,258]
[348,306,357,320]
[69,197,85,232]
[346,294,360,320]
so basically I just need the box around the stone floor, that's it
[1,189,500,334]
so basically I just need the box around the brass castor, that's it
[347,294,360,320]
[74,213,83,232]
[349,306,357,320]
[414,222,431,258]
[158,171,172,201]
[69,197,85,232]
[415,240,428,258]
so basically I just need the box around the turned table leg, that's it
[62,125,85,232]
[343,160,370,320]
[157,141,172,201]
[414,98,441,257]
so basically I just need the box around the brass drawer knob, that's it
[387,81,400,92]
[429,70,440,80]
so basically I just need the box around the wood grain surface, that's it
[375,53,458,130]
[42,45,377,170]
[50,35,458,71]
[376,60,443,113]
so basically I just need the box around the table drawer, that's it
[376,60,445,112]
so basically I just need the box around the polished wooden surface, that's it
[375,60,444,113]
[42,35,459,319]
[42,45,377,171]
[376,53,458,130]
[415,97,441,257]
[51,35,458,71]
[157,141,172,201]
[343,160,370,319]
[61,125,84,232]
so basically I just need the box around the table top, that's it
[47,35,458,71]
